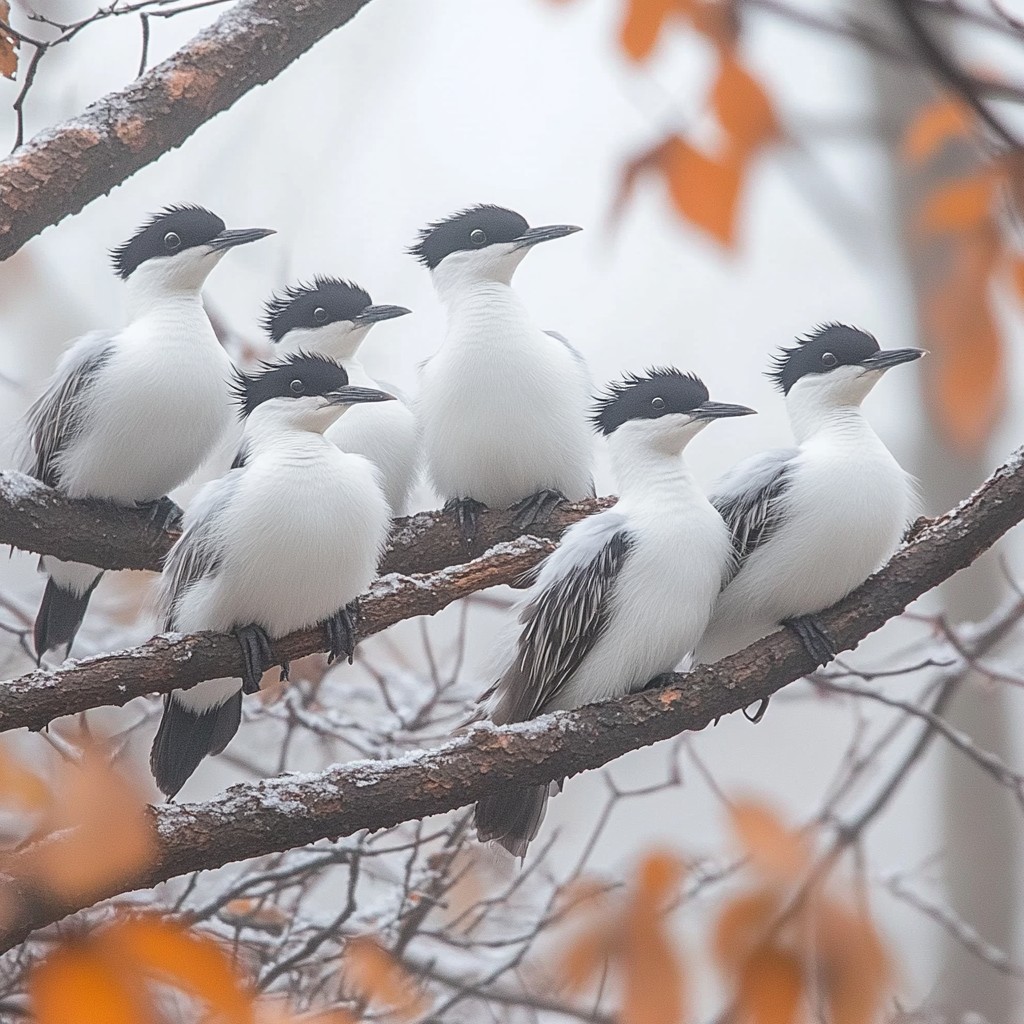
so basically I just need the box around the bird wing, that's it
[710,447,798,572]
[487,512,632,724]
[20,331,116,486]
[543,329,588,370]
[159,472,241,630]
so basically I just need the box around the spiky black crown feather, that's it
[767,322,879,395]
[231,352,350,418]
[409,204,529,270]
[262,277,372,342]
[110,205,224,280]
[591,367,709,435]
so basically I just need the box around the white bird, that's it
[412,204,594,541]
[693,323,924,716]
[19,204,273,662]
[150,353,393,798]
[264,277,418,515]
[474,368,754,856]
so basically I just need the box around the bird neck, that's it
[786,391,875,445]
[609,433,701,506]
[125,276,206,324]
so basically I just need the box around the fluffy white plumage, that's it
[418,245,594,508]
[276,322,419,516]
[694,361,918,665]
[153,379,391,797]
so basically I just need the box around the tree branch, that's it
[0,470,610,577]
[1,445,1022,953]
[0,536,555,734]
[0,0,377,261]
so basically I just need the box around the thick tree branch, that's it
[0,537,554,734]
[0,470,610,578]
[0,0,376,261]
[1,446,1022,953]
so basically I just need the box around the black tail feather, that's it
[33,576,100,663]
[150,690,242,799]
[474,784,551,859]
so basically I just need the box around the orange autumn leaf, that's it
[689,0,739,49]
[918,170,999,234]
[817,901,893,1024]
[712,53,780,153]
[103,916,254,1024]
[736,949,803,1024]
[344,936,426,1022]
[902,96,972,165]
[923,225,1005,452]
[665,137,745,247]
[729,801,810,880]
[621,852,687,1024]
[29,941,158,1024]
[712,890,780,970]
[619,0,693,61]
[560,916,615,991]
[27,745,156,902]
[0,748,49,810]
[0,1,17,81]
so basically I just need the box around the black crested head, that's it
[231,353,350,418]
[592,367,710,435]
[409,204,529,270]
[768,323,879,395]
[263,277,372,342]
[110,205,226,280]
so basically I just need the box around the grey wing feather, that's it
[543,329,587,369]
[20,332,115,486]
[488,514,632,724]
[711,447,798,569]
[159,473,240,630]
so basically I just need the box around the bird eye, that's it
[289,379,305,394]
[163,231,181,251]
[470,228,487,246]
[651,397,665,410]
[821,351,838,367]
[313,306,328,323]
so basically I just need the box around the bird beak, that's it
[692,401,758,420]
[326,385,396,406]
[207,227,276,251]
[858,348,926,372]
[355,304,412,325]
[512,224,583,249]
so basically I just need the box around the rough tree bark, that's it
[0,444,1021,953]
[0,537,554,734]
[0,0,379,261]
[0,470,610,576]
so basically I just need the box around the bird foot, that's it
[509,489,566,531]
[235,623,274,694]
[444,497,488,548]
[743,698,771,723]
[641,672,676,691]
[324,602,359,665]
[138,495,184,531]
[782,614,837,668]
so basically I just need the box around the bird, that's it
[693,323,924,717]
[263,276,418,515]
[473,368,755,856]
[150,352,394,799]
[411,204,594,542]
[18,204,274,663]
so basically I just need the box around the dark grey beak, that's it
[692,401,757,420]
[355,304,412,325]
[208,227,276,251]
[326,385,396,406]
[859,348,926,372]
[513,224,583,249]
